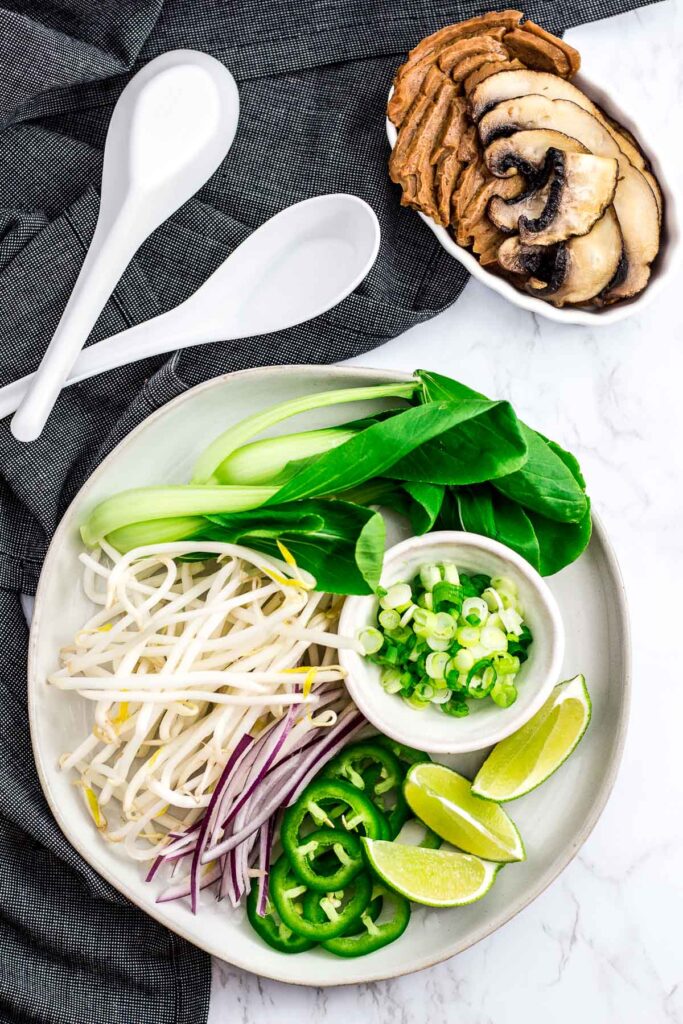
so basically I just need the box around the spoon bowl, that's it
[0,195,380,419]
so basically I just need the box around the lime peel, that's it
[471,674,591,803]
[362,837,499,908]
[404,763,525,863]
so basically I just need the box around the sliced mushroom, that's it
[388,10,523,126]
[526,207,623,306]
[502,22,579,78]
[461,174,524,234]
[470,69,660,215]
[496,235,549,276]
[602,110,662,220]
[485,129,589,178]
[517,148,618,246]
[489,176,553,232]
[463,58,527,94]
[478,95,660,300]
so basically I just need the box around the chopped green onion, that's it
[358,627,383,654]
[361,561,531,715]
[456,626,480,649]
[380,583,413,610]
[451,649,474,673]
[500,607,524,635]
[433,612,456,638]
[426,635,450,652]
[378,609,401,631]
[491,680,518,708]
[380,668,403,694]
[432,581,462,610]
[425,651,449,679]
[462,597,488,627]
[482,587,503,612]
[419,564,441,591]
[480,626,508,652]
[442,563,460,584]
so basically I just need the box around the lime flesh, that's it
[362,837,499,907]
[472,675,591,802]
[404,763,525,862]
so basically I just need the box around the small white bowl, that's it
[339,531,565,754]
[386,72,680,326]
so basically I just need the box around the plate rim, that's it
[27,362,631,986]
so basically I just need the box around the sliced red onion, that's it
[256,817,276,917]
[151,697,367,910]
[188,731,253,913]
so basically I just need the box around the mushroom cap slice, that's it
[484,128,589,178]
[489,177,553,232]
[496,235,549,276]
[478,94,660,300]
[470,70,660,205]
[518,148,619,246]
[526,207,623,306]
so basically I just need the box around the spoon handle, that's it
[0,307,217,421]
[10,210,136,442]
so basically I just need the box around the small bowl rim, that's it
[339,530,566,754]
[385,69,680,327]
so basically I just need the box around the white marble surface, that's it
[209,4,683,1021]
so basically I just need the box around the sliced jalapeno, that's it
[374,736,432,767]
[322,741,407,839]
[305,882,411,957]
[246,875,316,954]
[281,778,391,866]
[283,827,363,892]
[269,854,372,941]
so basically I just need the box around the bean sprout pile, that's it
[51,540,362,903]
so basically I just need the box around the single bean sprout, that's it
[52,540,352,864]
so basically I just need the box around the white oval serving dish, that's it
[340,531,565,753]
[28,364,630,986]
[386,71,680,326]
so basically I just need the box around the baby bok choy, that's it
[80,370,590,594]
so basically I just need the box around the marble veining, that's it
[210,3,682,1020]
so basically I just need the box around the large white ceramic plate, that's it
[386,71,680,326]
[29,364,630,986]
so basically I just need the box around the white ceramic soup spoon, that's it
[11,49,240,443]
[0,194,380,420]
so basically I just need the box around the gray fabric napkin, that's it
[0,1,657,1021]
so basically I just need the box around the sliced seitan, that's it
[501,22,579,78]
[463,57,526,94]
[450,51,510,86]
[389,65,446,198]
[431,95,468,164]
[437,33,508,75]
[435,149,464,226]
[388,10,523,125]
[412,82,459,218]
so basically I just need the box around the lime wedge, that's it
[472,675,591,802]
[362,838,499,907]
[404,763,525,863]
